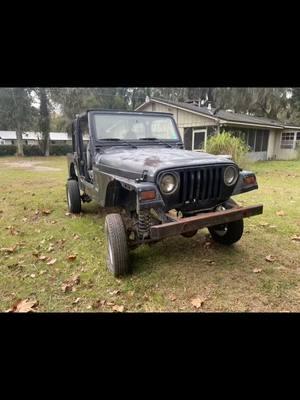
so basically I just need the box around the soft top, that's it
[77,109,173,119]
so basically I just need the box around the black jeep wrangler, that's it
[66,110,263,276]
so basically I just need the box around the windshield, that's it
[93,114,179,141]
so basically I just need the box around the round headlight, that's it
[224,166,238,186]
[159,173,178,194]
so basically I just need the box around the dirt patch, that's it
[1,161,61,172]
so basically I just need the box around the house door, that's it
[192,129,207,151]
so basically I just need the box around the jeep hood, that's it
[95,147,235,181]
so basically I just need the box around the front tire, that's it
[208,219,244,245]
[105,213,129,277]
[66,179,81,214]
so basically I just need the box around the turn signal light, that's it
[243,176,256,185]
[140,190,156,201]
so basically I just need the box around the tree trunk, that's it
[16,125,24,156]
[45,133,50,156]
[39,88,50,156]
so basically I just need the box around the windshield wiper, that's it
[98,138,137,149]
[100,138,121,141]
[138,138,172,148]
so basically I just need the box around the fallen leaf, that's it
[42,209,52,215]
[73,234,80,240]
[7,298,38,313]
[50,220,57,224]
[22,217,28,222]
[72,297,81,305]
[8,226,19,236]
[92,299,106,309]
[0,245,17,254]
[291,235,300,242]
[38,255,47,261]
[259,222,269,227]
[67,254,77,261]
[65,212,71,216]
[112,305,125,312]
[203,241,212,249]
[276,210,286,217]
[191,296,205,308]
[39,270,46,275]
[61,283,72,293]
[30,273,36,278]
[71,275,80,285]
[46,258,57,265]
[169,294,177,301]
[109,289,120,296]
[86,305,92,310]
[253,268,262,273]
[61,274,80,292]
[265,255,276,262]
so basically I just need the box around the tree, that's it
[0,88,36,156]
[38,88,50,156]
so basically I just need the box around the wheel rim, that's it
[214,224,228,236]
[213,205,228,236]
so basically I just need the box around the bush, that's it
[0,143,73,157]
[23,145,43,156]
[50,144,73,155]
[206,132,249,167]
[0,145,17,156]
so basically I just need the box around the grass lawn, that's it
[0,156,300,312]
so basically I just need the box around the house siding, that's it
[138,101,300,161]
[141,102,216,140]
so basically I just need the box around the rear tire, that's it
[66,179,81,214]
[105,213,129,277]
[208,219,244,245]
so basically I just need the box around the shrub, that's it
[49,144,73,155]
[23,145,43,156]
[206,132,249,167]
[0,145,17,156]
[0,144,73,156]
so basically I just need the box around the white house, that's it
[136,97,300,161]
[0,131,73,145]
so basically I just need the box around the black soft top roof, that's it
[77,109,173,119]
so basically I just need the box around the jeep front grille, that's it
[179,166,224,204]
[157,165,235,211]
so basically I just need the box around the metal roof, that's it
[137,97,300,130]
[0,131,69,140]
[0,131,16,139]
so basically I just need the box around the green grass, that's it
[0,157,300,312]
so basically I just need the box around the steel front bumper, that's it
[150,204,263,240]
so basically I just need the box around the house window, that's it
[51,141,56,144]
[192,129,206,151]
[11,140,15,145]
[281,132,295,149]
[296,132,300,147]
[247,131,255,151]
[255,131,263,152]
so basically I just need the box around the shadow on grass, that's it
[128,232,248,277]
